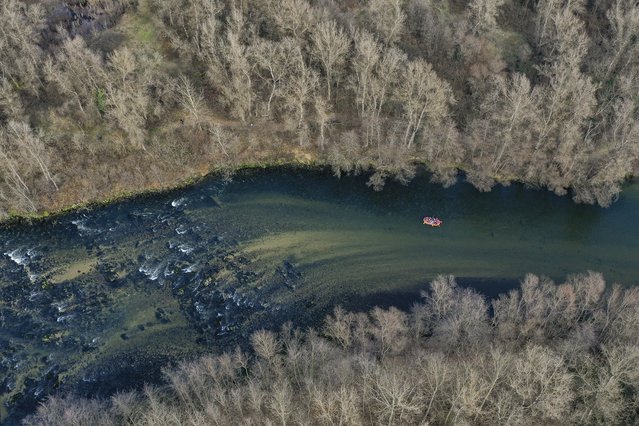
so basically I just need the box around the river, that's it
[1,167,637,422]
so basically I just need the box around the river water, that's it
[1,167,638,421]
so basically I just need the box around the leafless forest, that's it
[1,0,638,216]
[24,272,639,425]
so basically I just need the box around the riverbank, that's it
[24,272,639,426]
[0,157,314,225]
[4,154,636,227]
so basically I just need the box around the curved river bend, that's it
[1,168,638,421]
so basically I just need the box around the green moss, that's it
[492,29,534,76]
[95,87,107,115]
[42,331,66,343]
[136,21,155,44]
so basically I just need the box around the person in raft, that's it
[423,216,442,226]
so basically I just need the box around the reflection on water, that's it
[1,167,638,422]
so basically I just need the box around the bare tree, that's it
[422,274,457,321]
[310,20,350,101]
[416,352,450,422]
[327,130,364,177]
[175,75,205,124]
[251,330,280,366]
[0,0,44,92]
[251,38,297,117]
[324,306,354,349]
[597,284,639,345]
[467,0,506,34]
[351,34,405,145]
[472,347,513,422]
[264,0,315,40]
[602,0,639,80]
[368,307,409,358]
[105,47,160,149]
[5,121,57,190]
[367,0,406,45]
[206,7,255,122]
[0,77,25,122]
[525,4,599,197]
[0,139,36,212]
[351,30,381,120]
[369,46,405,124]
[269,379,293,425]
[151,0,223,59]
[282,48,319,135]
[509,345,573,421]
[0,119,58,213]
[467,73,541,184]
[314,95,331,149]
[573,347,634,424]
[396,58,454,148]
[535,0,586,52]
[44,37,107,120]
[365,364,422,424]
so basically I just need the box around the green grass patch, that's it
[135,20,156,45]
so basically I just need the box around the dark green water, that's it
[1,167,638,421]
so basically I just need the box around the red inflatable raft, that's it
[423,216,442,227]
